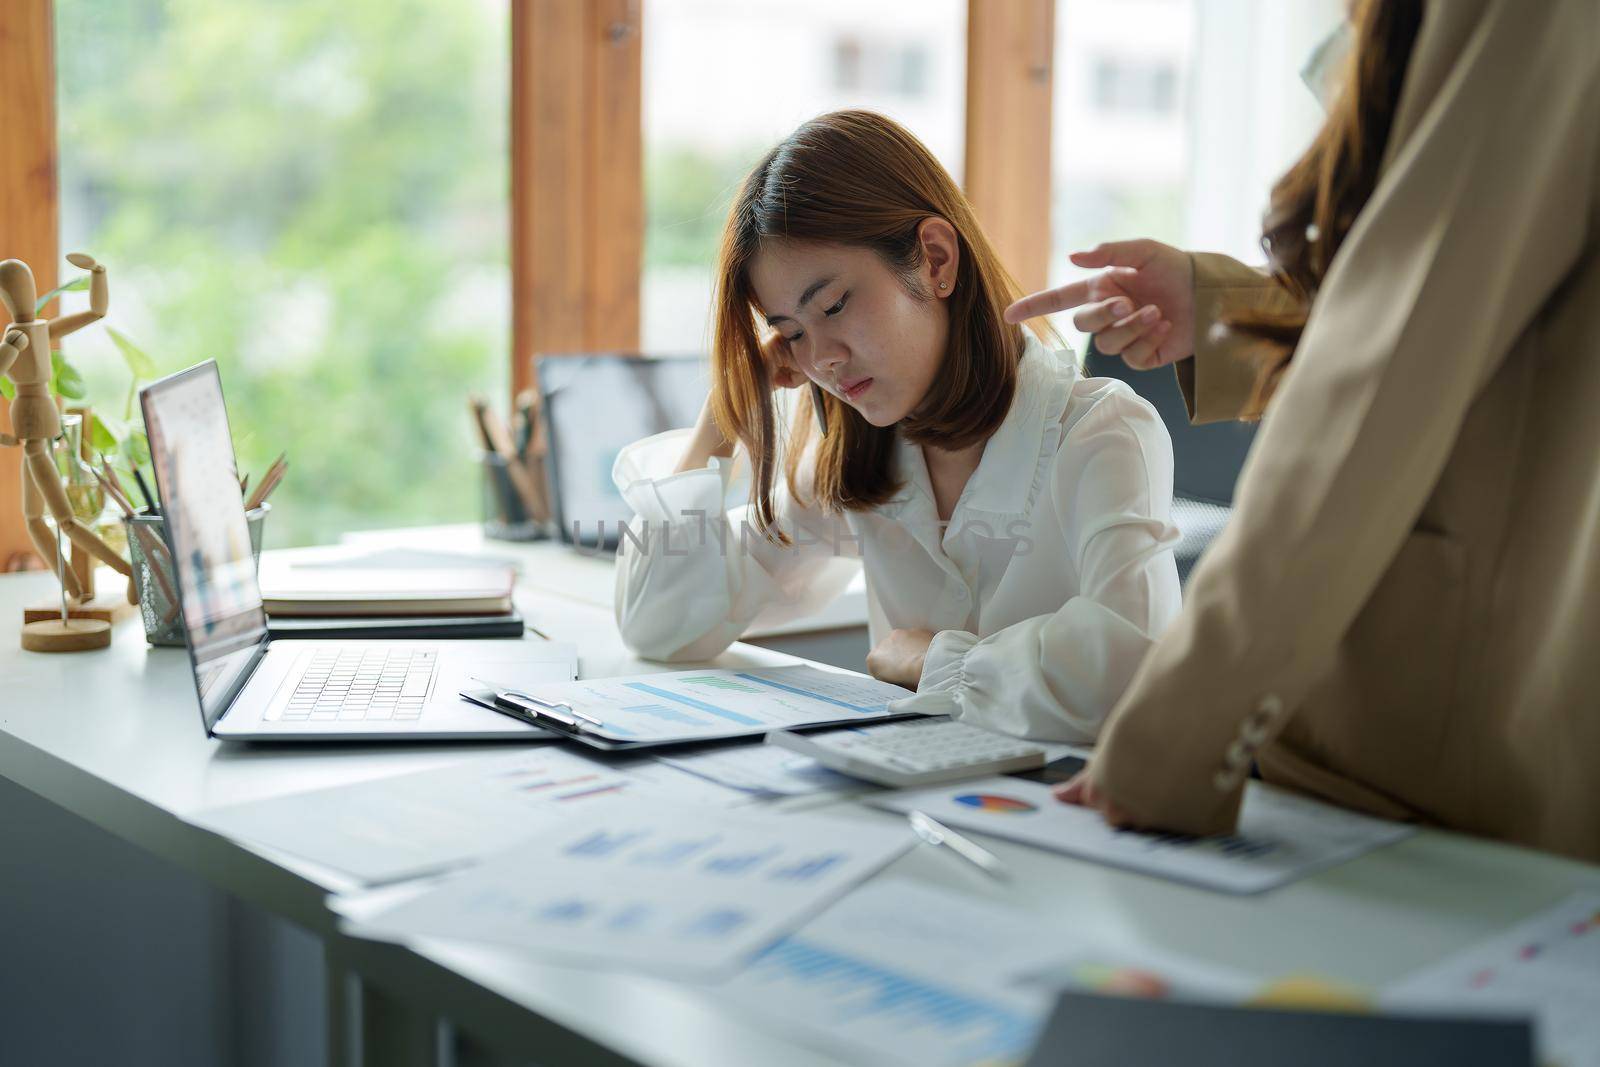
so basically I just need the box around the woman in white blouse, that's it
[612,110,1181,743]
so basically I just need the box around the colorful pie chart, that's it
[953,793,1036,814]
[1072,962,1171,999]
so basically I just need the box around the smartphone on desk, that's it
[1008,755,1087,785]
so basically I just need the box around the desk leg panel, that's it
[334,937,643,1067]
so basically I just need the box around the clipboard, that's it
[458,683,925,753]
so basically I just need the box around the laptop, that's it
[141,361,577,741]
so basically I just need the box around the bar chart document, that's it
[491,665,915,744]
[721,879,1252,1067]
[192,748,738,885]
[344,805,912,976]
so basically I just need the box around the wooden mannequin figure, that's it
[1,254,134,652]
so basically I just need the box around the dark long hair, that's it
[711,110,1029,539]
[1229,0,1424,405]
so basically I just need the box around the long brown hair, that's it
[712,110,1028,539]
[1229,0,1423,405]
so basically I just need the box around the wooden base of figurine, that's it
[21,617,112,652]
[23,593,137,625]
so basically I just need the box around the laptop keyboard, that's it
[281,647,439,722]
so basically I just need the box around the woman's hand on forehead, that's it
[758,328,808,390]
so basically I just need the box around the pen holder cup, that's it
[480,451,550,543]
[125,504,270,647]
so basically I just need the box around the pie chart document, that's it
[873,776,1414,894]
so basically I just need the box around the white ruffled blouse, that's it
[610,333,1183,742]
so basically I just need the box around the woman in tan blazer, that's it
[1008,0,1600,862]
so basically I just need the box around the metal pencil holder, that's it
[125,504,270,647]
[481,452,550,542]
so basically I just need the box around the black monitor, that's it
[536,353,711,549]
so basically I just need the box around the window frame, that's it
[0,0,60,568]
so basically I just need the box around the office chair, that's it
[1081,343,1257,584]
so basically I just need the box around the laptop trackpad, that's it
[434,653,574,707]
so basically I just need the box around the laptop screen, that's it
[141,361,269,735]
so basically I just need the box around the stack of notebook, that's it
[259,549,526,639]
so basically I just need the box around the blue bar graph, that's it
[620,702,702,727]
[701,845,781,876]
[537,899,591,924]
[736,673,886,714]
[769,853,844,883]
[623,682,763,726]
[682,907,749,938]
[605,903,655,932]
[630,835,721,868]
[565,829,649,858]
[745,938,1040,1064]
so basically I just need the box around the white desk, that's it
[3,562,1598,1067]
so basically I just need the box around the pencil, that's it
[132,467,159,514]
[472,396,544,523]
[245,453,286,510]
[255,463,287,506]
[246,457,288,510]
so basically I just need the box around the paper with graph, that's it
[192,747,739,886]
[875,777,1414,894]
[344,805,912,976]
[721,879,1255,1067]
[501,664,914,743]
[1384,892,1600,1067]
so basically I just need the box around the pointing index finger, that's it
[1069,238,1159,270]
[1004,278,1096,324]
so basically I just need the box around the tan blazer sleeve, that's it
[1091,0,1600,835]
[1173,253,1302,425]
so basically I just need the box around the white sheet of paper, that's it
[1383,891,1600,1067]
[657,741,868,796]
[874,777,1414,894]
[504,665,914,743]
[721,879,1255,1067]
[192,748,743,885]
[343,806,913,977]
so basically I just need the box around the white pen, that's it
[908,810,1010,881]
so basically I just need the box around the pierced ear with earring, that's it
[938,281,949,292]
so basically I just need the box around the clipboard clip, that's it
[468,678,605,735]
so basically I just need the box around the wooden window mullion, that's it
[964,0,1056,295]
[510,0,642,401]
[0,0,59,569]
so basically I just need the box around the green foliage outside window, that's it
[645,146,758,270]
[54,0,510,546]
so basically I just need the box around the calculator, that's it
[767,717,1049,788]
